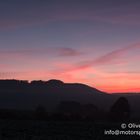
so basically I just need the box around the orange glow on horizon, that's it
[0,62,140,93]
[0,44,140,94]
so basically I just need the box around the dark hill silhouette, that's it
[0,79,113,112]
[0,79,140,118]
[46,79,64,85]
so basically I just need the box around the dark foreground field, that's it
[0,119,139,140]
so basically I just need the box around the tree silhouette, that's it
[109,97,130,121]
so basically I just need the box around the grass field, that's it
[0,119,139,140]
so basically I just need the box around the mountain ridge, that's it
[0,79,111,111]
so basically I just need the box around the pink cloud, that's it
[53,43,140,74]
[57,48,83,57]
[0,47,82,57]
[77,43,140,67]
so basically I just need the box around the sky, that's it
[0,0,140,93]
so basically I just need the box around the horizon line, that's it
[0,78,140,94]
